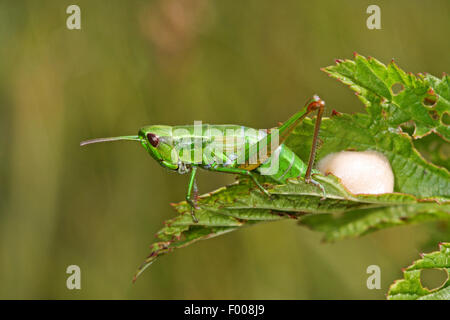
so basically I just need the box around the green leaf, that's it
[300,203,450,242]
[322,54,450,141]
[133,55,450,280]
[387,243,450,300]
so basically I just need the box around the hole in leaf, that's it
[442,112,450,126]
[420,268,448,291]
[391,83,404,95]
[423,95,437,107]
[413,132,450,167]
[400,121,415,135]
[428,110,439,121]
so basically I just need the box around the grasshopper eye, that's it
[147,133,160,148]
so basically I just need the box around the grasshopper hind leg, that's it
[302,95,327,200]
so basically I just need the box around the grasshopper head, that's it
[138,125,179,170]
[80,125,179,171]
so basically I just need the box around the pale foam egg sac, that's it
[317,150,394,194]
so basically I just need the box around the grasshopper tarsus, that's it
[190,209,199,224]
[305,176,327,200]
[186,196,200,223]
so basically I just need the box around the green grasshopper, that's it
[81,95,326,222]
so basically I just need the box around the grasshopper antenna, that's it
[80,135,141,146]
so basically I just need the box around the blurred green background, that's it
[0,0,448,299]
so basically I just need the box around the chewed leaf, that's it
[133,174,450,280]
[387,243,450,300]
[322,54,450,141]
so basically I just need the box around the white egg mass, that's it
[317,151,394,194]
